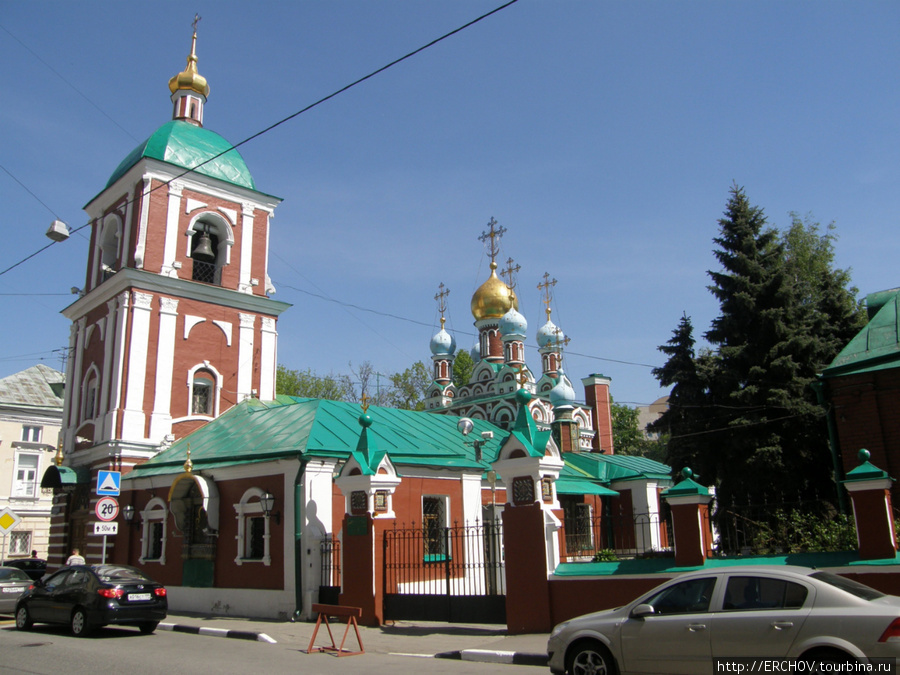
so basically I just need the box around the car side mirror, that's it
[631,603,656,619]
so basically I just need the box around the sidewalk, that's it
[159,612,549,667]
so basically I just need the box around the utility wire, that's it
[0,0,520,278]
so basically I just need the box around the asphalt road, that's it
[0,619,542,675]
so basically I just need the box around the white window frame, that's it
[11,451,40,499]
[81,365,100,423]
[21,426,41,443]
[9,531,32,555]
[139,497,168,565]
[186,362,223,420]
[233,487,271,566]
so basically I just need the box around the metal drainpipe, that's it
[291,457,307,622]
[810,379,847,515]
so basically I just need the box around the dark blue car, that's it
[15,564,167,636]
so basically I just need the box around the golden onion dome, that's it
[471,262,518,321]
[168,30,209,98]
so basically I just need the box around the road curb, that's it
[159,622,277,643]
[451,648,548,667]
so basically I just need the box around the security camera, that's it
[481,431,493,441]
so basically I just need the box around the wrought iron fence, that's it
[319,535,341,588]
[384,519,505,597]
[562,506,673,561]
[711,495,855,556]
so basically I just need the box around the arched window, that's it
[233,487,273,566]
[139,498,168,565]
[188,215,233,286]
[98,214,121,283]
[191,370,215,416]
[81,368,99,423]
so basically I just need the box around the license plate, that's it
[2,587,24,593]
[128,593,152,601]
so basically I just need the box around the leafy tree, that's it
[386,361,431,411]
[612,400,667,463]
[452,348,475,388]
[276,364,354,400]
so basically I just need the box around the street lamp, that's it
[457,417,493,463]
[123,504,136,527]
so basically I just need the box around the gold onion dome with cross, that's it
[168,23,209,98]
[471,261,518,321]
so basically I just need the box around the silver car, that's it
[0,567,32,614]
[547,565,900,675]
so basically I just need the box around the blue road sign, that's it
[97,470,121,496]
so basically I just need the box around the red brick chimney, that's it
[581,374,613,454]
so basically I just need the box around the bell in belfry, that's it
[192,230,215,261]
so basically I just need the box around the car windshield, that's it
[810,571,886,601]
[0,568,29,582]
[92,565,152,583]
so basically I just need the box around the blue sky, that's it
[1,1,897,408]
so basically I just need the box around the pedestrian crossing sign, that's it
[97,470,121,496]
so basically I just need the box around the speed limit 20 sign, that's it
[95,496,119,522]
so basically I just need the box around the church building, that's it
[41,25,672,623]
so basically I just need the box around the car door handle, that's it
[772,622,794,630]
[687,624,707,632]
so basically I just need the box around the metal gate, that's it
[383,518,506,623]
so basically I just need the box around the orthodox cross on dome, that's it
[478,217,506,266]
[552,325,571,352]
[361,392,371,413]
[538,272,557,320]
[434,282,450,329]
[515,363,529,389]
[500,257,521,292]
[192,13,202,32]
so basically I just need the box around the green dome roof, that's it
[106,120,255,190]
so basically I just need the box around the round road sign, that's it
[95,496,119,522]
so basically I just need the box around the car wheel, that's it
[139,621,159,634]
[802,648,857,669]
[70,607,94,637]
[567,639,617,675]
[15,605,32,631]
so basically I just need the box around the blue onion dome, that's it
[470,344,481,363]
[430,327,457,356]
[549,369,576,408]
[537,318,565,348]
[499,307,528,338]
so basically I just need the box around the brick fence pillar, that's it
[662,468,713,568]
[844,449,898,561]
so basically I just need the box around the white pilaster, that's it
[105,291,130,440]
[237,313,255,401]
[121,291,153,440]
[259,316,277,400]
[134,177,151,269]
[149,297,179,441]
[161,181,184,278]
[238,202,254,294]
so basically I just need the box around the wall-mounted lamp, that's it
[260,492,280,525]
[123,504,138,527]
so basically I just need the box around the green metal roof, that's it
[126,396,505,479]
[106,120,256,190]
[822,289,900,378]
[565,451,673,484]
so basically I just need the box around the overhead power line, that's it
[0,0,521,278]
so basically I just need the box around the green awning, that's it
[555,478,619,497]
[41,465,91,489]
